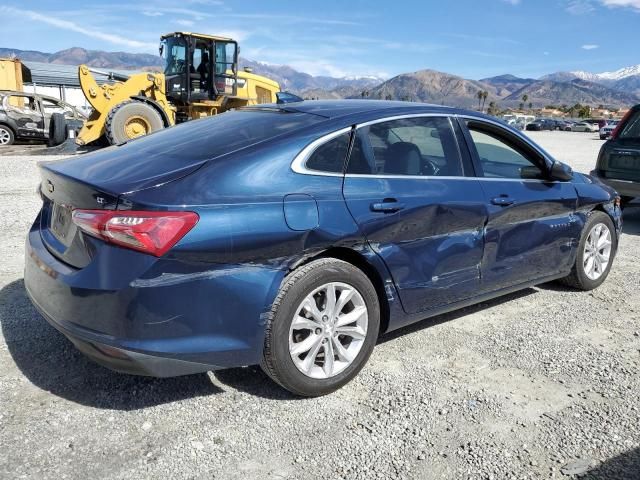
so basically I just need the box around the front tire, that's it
[0,124,15,146]
[559,211,616,290]
[261,258,380,397]
[105,100,164,145]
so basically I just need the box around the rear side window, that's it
[305,132,351,173]
[346,116,463,176]
[619,110,640,139]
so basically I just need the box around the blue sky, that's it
[0,0,638,79]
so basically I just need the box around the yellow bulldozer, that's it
[77,32,280,146]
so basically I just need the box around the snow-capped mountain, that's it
[542,64,640,96]
[597,64,640,81]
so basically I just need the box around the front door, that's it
[461,118,580,291]
[342,115,488,315]
[5,94,45,139]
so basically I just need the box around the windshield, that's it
[162,36,187,76]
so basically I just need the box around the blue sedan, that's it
[25,100,622,396]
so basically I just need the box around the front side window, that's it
[346,116,463,176]
[162,37,187,76]
[305,132,351,173]
[467,124,545,179]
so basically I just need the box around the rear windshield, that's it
[619,110,640,139]
[120,109,322,159]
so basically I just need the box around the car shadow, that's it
[0,279,226,410]
[621,205,640,236]
[0,278,302,406]
[379,288,537,344]
[584,447,640,479]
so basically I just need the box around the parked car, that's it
[526,119,554,131]
[0,90,86,146]
[24,100,622,396]
[558,120,574,131]
[592,104,640,208]
[572,122,599,132]
[599,120,620,140]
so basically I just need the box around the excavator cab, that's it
[160,32,238,110]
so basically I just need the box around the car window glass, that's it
[346,116,463,176]
[7,95,38,114]
[42,99,74,118]
[468,126,544,179]
[619,110,640,139]
[305,132,350,173]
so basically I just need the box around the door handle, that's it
[371,199,405,213]
[491,195,515,207]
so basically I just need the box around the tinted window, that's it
[468,126,544,179]
[346,117,463,176]
[305,132,350,173]
[619,110,640,139]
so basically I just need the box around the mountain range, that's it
[1,46,639,108]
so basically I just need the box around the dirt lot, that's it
[0,131,638,479]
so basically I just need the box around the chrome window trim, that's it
[290,112,559,183]
[290,127,353,177]
[458,114,555,168]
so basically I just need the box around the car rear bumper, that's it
[590,170,640,198]
[24,219,286,377]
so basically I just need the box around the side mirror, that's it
[550,161,573,181]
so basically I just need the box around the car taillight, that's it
[71,209,199,257]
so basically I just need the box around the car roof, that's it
[243,99,464,120]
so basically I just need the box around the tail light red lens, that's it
[72,210,199,257]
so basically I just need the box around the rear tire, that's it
[261,258,380,397]
[48,113,67,147]
[105,100,164,145]
[559,211,616,290]
[0,124,15,146]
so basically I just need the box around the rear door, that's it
[342,115,487,315]
[460,118,580,290]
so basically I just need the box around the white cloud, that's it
[566,0,595,14]
[599,0,640,9]
[582,44,600,49]
[502,0,521,4]
[176,19,195,27]
[0,6,156,51]
[142,11,163,17]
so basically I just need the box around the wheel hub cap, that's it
[583,222,612,280]
[289,282,368,379]
[124,116,151,139]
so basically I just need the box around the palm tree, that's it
[519,102,524,111]
[488,101,496,115]
[482,91,489,111]
[522,94,529,111]
[477,91,483,110]
[528,102,533,110]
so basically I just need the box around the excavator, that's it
[76,32,281,146]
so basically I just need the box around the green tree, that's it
[519,102,524,110]
[528,102,533,110]
[477,91,483,110]
[522,94,529,110]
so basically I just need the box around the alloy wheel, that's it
[0,127,10,145]
[583,223,612,280]
[289,282,368,379]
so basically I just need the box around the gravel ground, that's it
[0,131,639,480]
